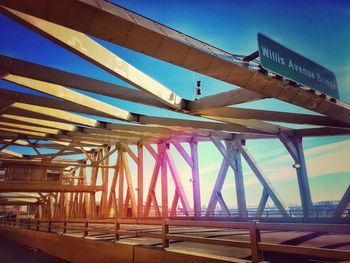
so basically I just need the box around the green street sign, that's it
[257,33,339,99]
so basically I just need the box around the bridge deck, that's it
[28,222,350,262]
[67,224,350,259]
[0,236,68,263]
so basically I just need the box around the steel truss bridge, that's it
[0,1,349,262]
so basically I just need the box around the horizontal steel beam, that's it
[0,55,172,110]
[295,127,350,137]
[3,74,134,122]
[0,201,38,206]
[198,107,350,128]
[0,7,184,110]
[0,195,39,199]
[1,1,348,124]
[188,89,265,111]
[139,115,268,134]
[0,88,106,123]
[0,184,103,192]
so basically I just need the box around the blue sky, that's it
[0,0,349,208]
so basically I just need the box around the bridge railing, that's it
[1,217,350,263]
[145,208,350,218]
[1,207,349,221]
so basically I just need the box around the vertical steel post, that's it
[231,139,248,217]
[137,143,144,218]
[295,138,313,217]
[118,148,125,216]
[279,135,313,217]
[100,147,110,218]
[190,139,201,217]
[161,143,168,217]
[209,137,248,217]
[122,150,137,217]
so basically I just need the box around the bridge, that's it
[0,1,349,262]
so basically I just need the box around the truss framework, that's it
[0,0,349,220]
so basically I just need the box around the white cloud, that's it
[243,139,350,185]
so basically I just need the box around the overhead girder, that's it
[0,126,47,137]
[0,87,275,138]
[2,56,347,130]
[0,8,287,135]
[0,55,173,111]
[0,121,60,135]
[1,104,99,129]
[294,127,350,137]
[0,1,349,125]
[203,115,292,135]
[188,89,265,112]
[0,11,348,143]
[0,114,78,132]
[138,115,269,135]
[3,74,135,122]
[198,107,350,128]
[0,88,110,122]
[0,148,23,158]
[0,6,185,111]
